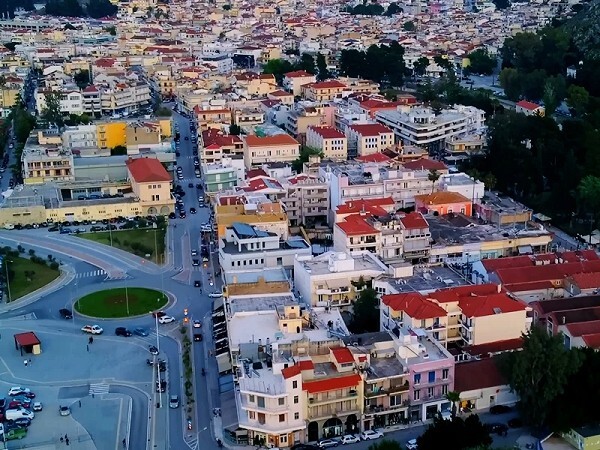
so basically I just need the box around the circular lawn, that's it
[74,287,168,318]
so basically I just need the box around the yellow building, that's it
[97,121,127,149]
[126,157,173,215]
[301,80,347,102]
[564,426,600,450]
[243,134,300,169]
[215,202,289,239]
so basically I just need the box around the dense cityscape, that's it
[0,0,599,449]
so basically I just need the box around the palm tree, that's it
[428,169,441,194]
[445,391,461,418]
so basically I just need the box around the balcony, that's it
[308,390,358,405]
[365,402,409,415]
[240,398,289,413]
[307,405,361,421]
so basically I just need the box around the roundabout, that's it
[74,287,168,318]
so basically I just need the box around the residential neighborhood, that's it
[0,0,599,450]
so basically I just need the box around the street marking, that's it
[75,270,106,279]
[89,383,110,395]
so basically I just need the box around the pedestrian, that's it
[64,434,68,441]
[60,437,64,443]
[29,358,31,365]
[24,359,27,367]
[86,344,89,352]
[65,437,69,446]
[79,400,81,408]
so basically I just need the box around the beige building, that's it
[243,134,300,169]
[300,80,346,102]
[126,157,174,215]
[285,107,325,140]
[22,144,75,184]
[347,124,395,157]
[214,201,289,239]
[100,82,151,115]
[233,108,265,126]
[268,90,294,106]
[232,72,278,96]
[281,174,329,227]
[282,70,317,96]
[125,121,171,154]
[193,106,232,131]
[305,126,347,161]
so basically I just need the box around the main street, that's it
[0,109,222,450]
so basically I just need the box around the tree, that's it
[466,49,496,75]
[349,288,379,333]
[498,68,521,101]
[385,2,402,15]
[222,4,231,10]
[428,169,441,193]
[73,69,91,88]
[297,53,316,75]
[403,21,416,32]
[498,325,582,427]
[45,0,84,17]
[367,440,402,450]
[41,92,64,127]
[413,57,429,77]
[566,85,589,117]
[3,42,17,52]
[105,25,117,36]
[262,58,295,84]
[229,124,241,135]
[291,146,322,174]
[86,0,117,17]
[111,145,127,156]
[316,53,330,81]
[492,0,510,9]
[417,414,492,450]
[577,175,600,220]
[445,391,461,418]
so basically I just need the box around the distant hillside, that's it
[568,0,600,60]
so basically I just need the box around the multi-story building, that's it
[375,105,486,153]
[294,250,389,308]
[243,134,300,169]
[22,144,75,184]
[233,108,266,127]
[300,80,346,102]
[346,124,395,157]
[99,82,151,115]
[219,222,311,273]
[0,75,23,118]
[285,107,325,140]
[232,72,278,96]
[200,129,244,165]
[282,70,316,96]
[214,199,289,239]
[280,174,329,227]
[125,121,171,154]
[305,126,347,161]
[193,106,232,131]
[126,157,174,215]
[203,156,244,194]
[61,125,97,150]
[36,89,85,116]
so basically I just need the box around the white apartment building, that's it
[218,222,311,273]
[375,105,486,153]
[243,134,300,169]
[346,124,395,157]
[294,251,389,308]
[35,89,85,116]
[280,174,329,227]
[61,125,97,150]
[305,126,347,161]
[438,173,485,203]
[100,82,151,115]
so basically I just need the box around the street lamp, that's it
[5,259,13,303]
[151,311,162,408]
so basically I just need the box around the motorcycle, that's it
[187,417,192,430]
[201,368,206,376]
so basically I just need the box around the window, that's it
[294,412,299,420]
[257,397,265,408]
[248,395,255,402]
[441,385,448,395]
[277,257,283,266]
[413,373,421,385]
[427,387,434,397]
[293,395,299,404]
[248,411,255,419]
[414,389,420,401]
[278,398,285,406]
[428,371,435,383]
[279,414,285,422]
[292,380,298,389]
[442,369,449,380]
[280,435,288,444]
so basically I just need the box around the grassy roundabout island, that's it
[74,287,168,318]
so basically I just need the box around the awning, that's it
[518,245,533,255]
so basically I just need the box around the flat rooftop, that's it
[380,266,468,294]
[482,191,531,215]
[228,294,297,315]
[298,251,387,276]
[221,238,310,255]
[224,267,290,285]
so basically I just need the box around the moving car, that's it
[193,333,203,342]
[59,405,70,416]
[191,249,198,256]
[59,308,73,319]
[340,435,360,444]
[194,280,201,288]
[149,345,159,355]
[169,395,179,409]
[190,207,196,214]
[485,423,508,436]
[406,439,418,450]
[317,439,339,448]
[193,320,201,328]
[192,259,200,266]
[361,430,384,440]
[158,315,175,324]
[133,327,149,337]
[81,325,104,334]
[156,381,167,393]
[208,292,223,298]
[115,327,132,337]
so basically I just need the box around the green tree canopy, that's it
[417,414,492,450]
[316,53,330,81]
[492,0,510,9]
[465,49,496,75]
[566,84,589,117]
[367,440,402,450]
[45,0,84,17]
[385,2,402,15]
[349,287,379,333]
[262,58,295,84]
[296,53,316,74]
[291,146,322,174]
[339,42,405,86]
[413,57,429,77]
[403,20,416,31]
[73,69,91,88]
[41,92,64,127]
[499,325,582,427]
[87,0,118,18]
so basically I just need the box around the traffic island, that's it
[0,247,60,302]
[74,287,168,318]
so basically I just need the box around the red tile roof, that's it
[281,359,315,379]
[428,284,501,304]
[284,70,314,78]
[306,80,347,89]
[14,331,40,347]
[126,158,171,183]
[582,333,600,349]
[308,126,345,139]
[336,197,395,215]
[348,123,393,136]
[459,293,526,318]
[516,100,542,111]
[481,256,534,273]
[246,168,268,180]
[399,212,428,229]
[403,158,447,171]
[382,292,447,319]
[287,174,317,185]
[355,153,392,163]
[569,272,600,290]
[303,374,362,393]
[454,358,507,392]
[331,347,354,364]
[565,320,600,337]
[245,134,299,147]
[336,215,378,236]
[463,338,524,357]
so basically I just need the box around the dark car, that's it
[149,345,159,355]
[194,280,202,287]
[196,183,202,189]
[179,212,186,219]
[192,259,200,266]
[485,423,508,436]
[59,308,73,319]
[115,327,132,337]
[490,405,512,415]
[190,207,197,214]
[508,418,523,428]
[133,327,149,337]
[8,417,31,428]
[168,212,176,219]
[156,380,167,392]
[193,333,203,342]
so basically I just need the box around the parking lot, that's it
[0,320,164,448]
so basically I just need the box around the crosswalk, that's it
[185,435,199,450]
[75,270,106,279]
[89,383,110,396]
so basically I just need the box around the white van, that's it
[5,408,34,420]
[3,223,14,230]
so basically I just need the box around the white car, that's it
[340,435,361,444]
[208,292,222,298]
[318,439,339,448]
[8,387,30,396]
[361,429,384,440]
[81,325,104,334]
[406,438,418,450]
[59,405,70,416]
[158,315,175,324]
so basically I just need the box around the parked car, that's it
[406,438,418,450]
[193,320,201,328]
[485,423,508,436]
[318,439,339,448]
[191,249,198,256]
[32,402,42,412]
[8,417,31,428]
[208,292,222,298]
[340,435,361,444]
[115,327,132,337]
[190,207,197,214]
[133,327,149,337]
[169,395,179,409]
[81,325,103,335]
[361,430,384,440]
[8,387,31,397]
[490,405,512,415]
[156,381,167,393]
[192,259,200,266]
[59,308,73,319]
[158,315,175,324]
[59,405,70,416]
[5,408,34,420]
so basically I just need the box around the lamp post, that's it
[125,286,130,317]
[5,259,13,303]
[154,311,161,408]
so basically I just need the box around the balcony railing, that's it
[365,402,409,415]
[307,406,360,421]
[308,390,358,405]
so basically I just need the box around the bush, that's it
[50,262,59,270]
